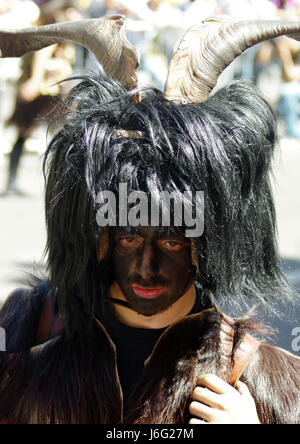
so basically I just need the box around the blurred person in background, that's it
[215,0,278,84]
[0,0,40,179]
[140,0,183,87]
[276,37,300,138]
[2,0,76,196]
[254,0,300,138]
[273,0,300,138]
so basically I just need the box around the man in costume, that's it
[0,15,299,424]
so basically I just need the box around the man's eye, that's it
[119,237,137,246]
[161,240,183,250]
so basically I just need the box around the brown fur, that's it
[0,288,122,424]
[125,309,300,424]
[0,291,299,424]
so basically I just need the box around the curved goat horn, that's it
[0,15,140,91]
[164,16,300,103]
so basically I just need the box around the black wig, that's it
[43,74,295,335]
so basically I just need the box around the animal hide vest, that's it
[0,288,299,424]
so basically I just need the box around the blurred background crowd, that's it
[1,0,300,195]
[0,0,299,353]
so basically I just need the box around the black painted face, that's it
[112,226,195,316]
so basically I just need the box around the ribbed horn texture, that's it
[0,15,140,90]
[164,16,300,104]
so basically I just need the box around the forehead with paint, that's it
[111,225,196,316]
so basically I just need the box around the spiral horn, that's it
[0,15,140,91]
[164,16,300,103]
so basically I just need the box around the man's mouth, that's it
[132,285,164,300]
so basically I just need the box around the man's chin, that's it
[134,304,166,317]
[125,293,174,317]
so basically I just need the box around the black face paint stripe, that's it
[105,297,153,317]
[105,297,131,308]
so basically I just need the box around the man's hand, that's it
[189,374,260,424]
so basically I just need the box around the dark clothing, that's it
[0,281,214,423]
[0,281,299,424]
[97,284,213,401]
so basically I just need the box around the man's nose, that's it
[137,242,158,279]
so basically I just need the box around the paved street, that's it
[0,136,299,354]
[0,152,47,297]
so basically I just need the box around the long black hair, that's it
[43,74,295,335]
